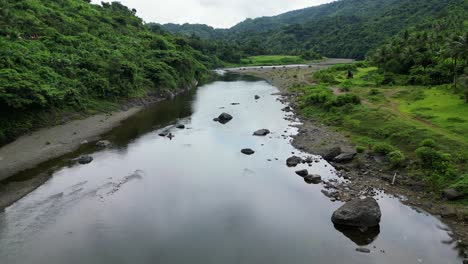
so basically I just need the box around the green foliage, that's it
[373,142,396,155]
[0,0,213,144]
[388,150,406,168]
[420,139,437,148]
[369,6,468,87]
[162,0,466,60]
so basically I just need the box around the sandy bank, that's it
[0,107,142,182]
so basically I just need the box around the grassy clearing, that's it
[396,87,468,138]
[235,55,306,66]
[293,63,468,200]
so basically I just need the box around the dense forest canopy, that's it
[0,0,217,144]
[161,0,466,59]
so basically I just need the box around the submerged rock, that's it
[254,95,260,100]
[295,169,309,177]
[176,124,185,129]
[77,155,93,165]
[331,197,381,227]
[241,149,255,155]
[217,113,233,124]
[286,156,302,167]
[253,129,270,136]
[323,147,342,161]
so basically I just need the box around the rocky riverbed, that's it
[226,60,468,257]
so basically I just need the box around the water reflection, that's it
[0,74,463,264]
[333,224,380,246]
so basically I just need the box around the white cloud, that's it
[91,0,334,28]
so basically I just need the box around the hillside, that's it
[162,0,466,59]
[0,0,215,145]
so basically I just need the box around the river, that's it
[0,73,462,264]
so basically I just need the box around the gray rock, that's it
[286,156,303,167]
[96,140,111,148]
[176,124,185,129]
[334,152,356,163]
[304,174,322,184]
[254,95,260,100]
[253,129,270,136]
[159,132,168,137]
[78,155,93,165]
[355,248,371,253]
[323,147,342,161]
[295,169,309,177]
[442,188,462,201]
[241,149,255,155]
[332,197,381,227]
[217,113,233,124]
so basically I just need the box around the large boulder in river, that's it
[286,156,303,167]
[217,113,233,124]
[331,197,381,227]
[323,147,342,161]
[253,129,270,136]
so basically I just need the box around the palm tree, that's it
[447,33,468,90]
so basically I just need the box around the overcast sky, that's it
[92,0,334,28]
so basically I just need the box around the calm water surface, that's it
[0,74,462,264]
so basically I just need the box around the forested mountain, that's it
[0,0,216,144]
[162,0,466,59]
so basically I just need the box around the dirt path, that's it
[383,90,467,144]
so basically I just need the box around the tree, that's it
[447,33,468,89]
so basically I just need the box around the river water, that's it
[0,74,462,264]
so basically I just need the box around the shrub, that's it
[356,146,366,153]
[329,94,361,107]
[372,142,395,155]
[369,88,380,95]
[314,71,338,84]
[420,138,436,148]
[388,150,405,168]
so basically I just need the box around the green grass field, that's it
[236,55,306,66]
[396,87,468,138]
[294,63,468,198]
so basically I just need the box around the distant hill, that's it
[161,0,466,59]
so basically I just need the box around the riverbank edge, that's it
[226,65,468,255]
[0,82,198,210]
